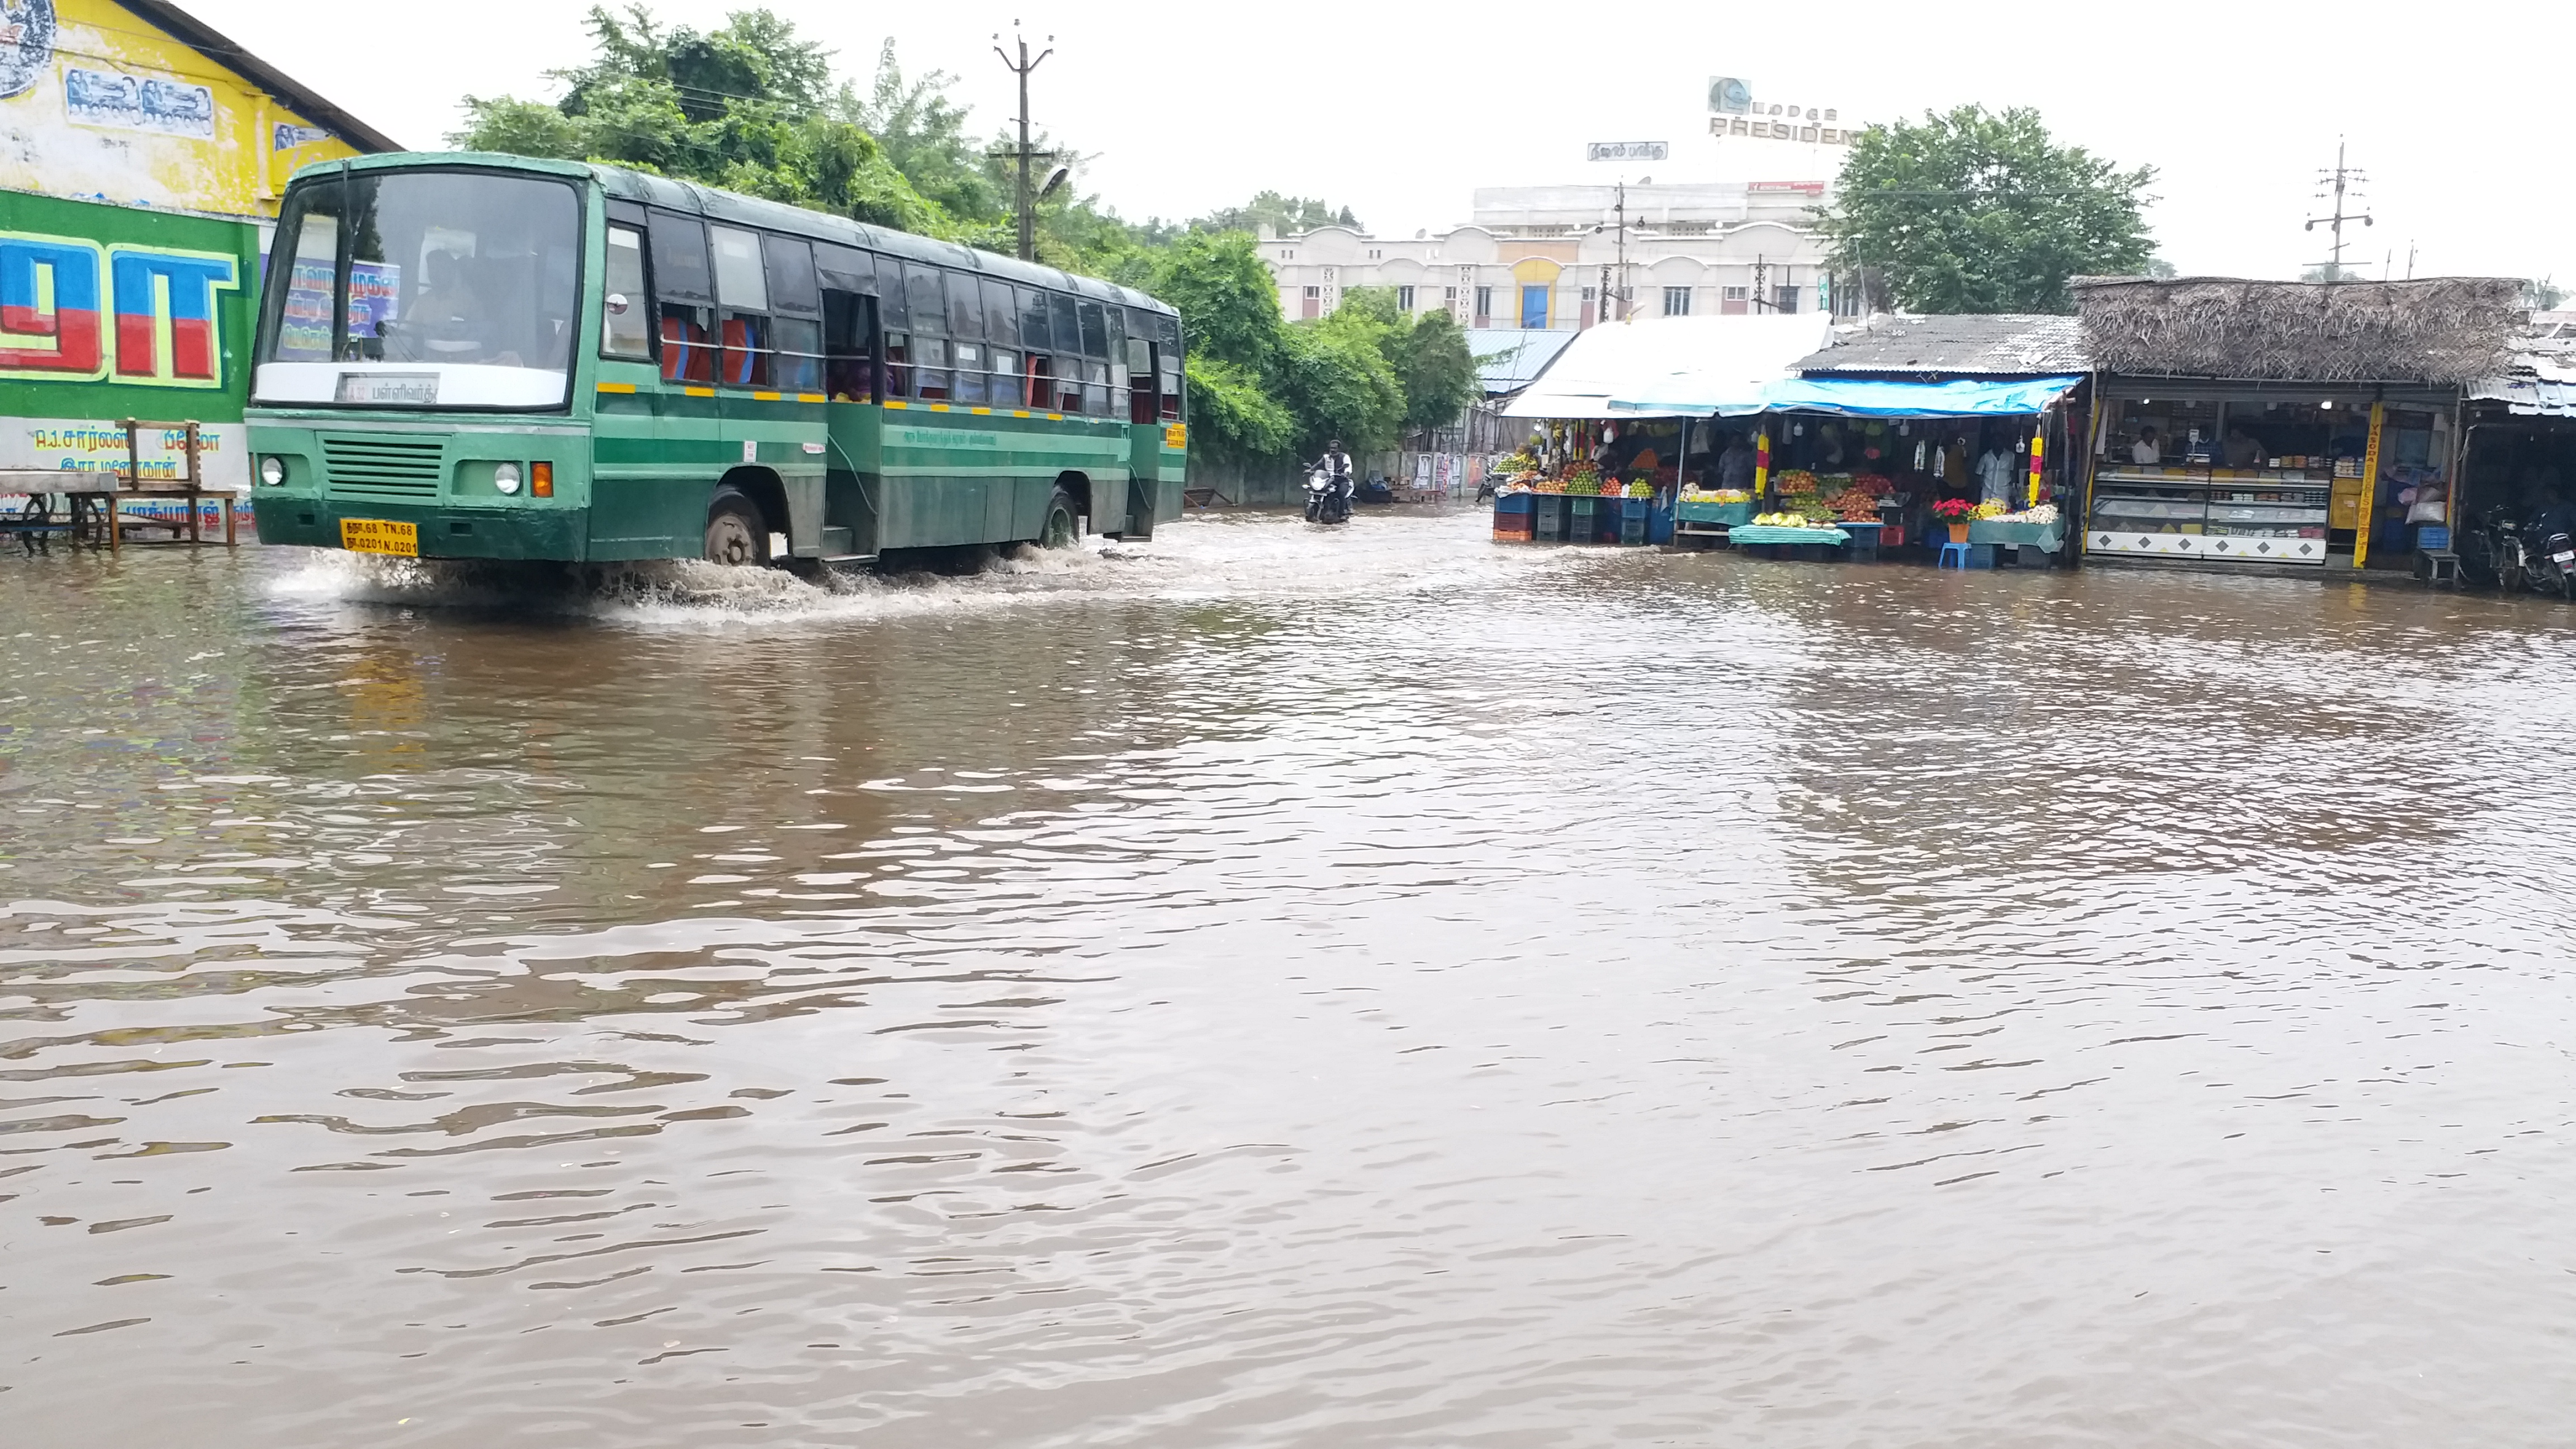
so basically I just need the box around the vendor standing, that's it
[2131,425,2163,465]
[1976,439,2017,508]
[1717,432,1756,494]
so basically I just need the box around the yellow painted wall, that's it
[0,0,365,221]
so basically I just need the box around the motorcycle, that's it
[2528,525,2576,600]
[1304,466,1352,524]
[2473,509,2527,593]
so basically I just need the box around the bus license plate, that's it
[340,518,418,557]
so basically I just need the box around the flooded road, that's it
[6,512,2576,1447]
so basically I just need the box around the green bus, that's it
[245,153,1188,566]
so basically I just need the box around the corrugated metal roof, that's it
[2469,329,2576,415]
[1793,313,2091,376]
[1467,328,1576,393]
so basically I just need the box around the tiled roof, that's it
[1793,313,2091,376]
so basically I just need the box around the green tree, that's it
[1143,231,1286,374]
[1391,307,1478,432]
[1194,191,1363,236]
[1281,306,1405,454]
[853,40,1007,225]
[449,6,948,236]
[1181,356,1295,463]
[1821,105,2154,314]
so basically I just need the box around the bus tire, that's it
[703,487,769,566]
[1038,489,1078,549]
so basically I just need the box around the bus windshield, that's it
[255,170,581,409]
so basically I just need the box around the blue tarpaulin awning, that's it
[1609,373,2085,418]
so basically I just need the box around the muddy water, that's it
[6,513,2576,1447]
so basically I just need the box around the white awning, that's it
[1500,314,1837,419]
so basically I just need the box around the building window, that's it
[1663,286,1691,316]
[1721,285,1750,316]
[1774,285,1800,314]
[1519,284,1549,329]
[1397,285,1415,311]
[1301,285,1322,320]
[1474,286,1494,321]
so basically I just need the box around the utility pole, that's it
[992,24,1053,262]
[2303,137,2372,280]
[1614,180,1628,320]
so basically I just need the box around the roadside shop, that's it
[1717,315,2095,567]
[1489,315,1831,546]
[2070,277,2518,574]
[2457,323,2576,591]
[1612,312,2092,567]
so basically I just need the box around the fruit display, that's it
[1992,503,2060,524]
[1773,469,1820,494]
[1753,512,1829,529]
[1679,486,1751,503]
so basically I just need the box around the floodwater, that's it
[5,512,2576,1448]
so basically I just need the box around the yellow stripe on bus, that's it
[930,403,950,412]
[970,406,991,415]
[595,381,636,394]
[684,386,714,397]
[886,400,907,409]
[1012,410,1030,418]
[753,391,782,401]
[797,392,826,403]
[1046,414,1062,422]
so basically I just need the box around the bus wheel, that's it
[1038,489,1078,549]
[703,488,768,566]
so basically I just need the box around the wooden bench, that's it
[0,420,236,552]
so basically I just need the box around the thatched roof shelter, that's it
[2070,276,2522,385]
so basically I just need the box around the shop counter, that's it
[1968,518,2068,552]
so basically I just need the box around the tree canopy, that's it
[1821,105,2155,314]
[451,5,1468,472]
[1192,191,1363,237]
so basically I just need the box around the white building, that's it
[1259,179,1852,331]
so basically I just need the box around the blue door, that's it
[1519,284,1549,328]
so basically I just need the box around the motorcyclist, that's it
[1318,440,1355,504]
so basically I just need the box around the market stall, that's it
[2072,276,2517,574]
[1625,369,2087,567]
[1492,315,1832,547]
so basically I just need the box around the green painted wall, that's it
[3,190,263,487]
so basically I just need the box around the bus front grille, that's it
[321,435,445,500]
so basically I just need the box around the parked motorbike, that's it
[2473,509,2527,593]
[1304,467,1353,525]
[2528,525,2576,600]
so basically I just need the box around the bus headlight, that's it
[259,455,286,486]
[494,461,523,495]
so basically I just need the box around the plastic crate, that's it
[2417,524,2450,551]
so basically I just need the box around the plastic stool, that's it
[1938,541,1973,569]
[2419,548,2461,588]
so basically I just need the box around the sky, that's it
[188,0,2576,286]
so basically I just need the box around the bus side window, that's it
[709,225,771,389]
[648,212,715,385]
[1103,306,1129,417]
[945,272,986,405]
[1157,313,1185,422]
[764,234,822,393]
[601,225,653,359]
[1026,354,1053,414]
[1126,336,1155,423]
[822,290,874,403]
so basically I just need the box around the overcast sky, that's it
[188,0,2576,286]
